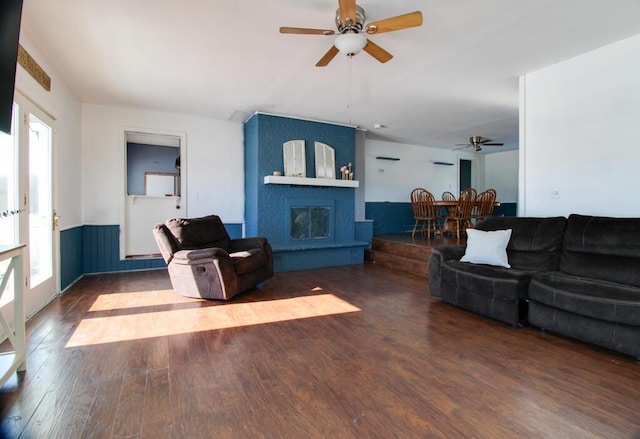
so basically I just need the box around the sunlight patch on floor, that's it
[66,293,361,347]
[87,290,192,311]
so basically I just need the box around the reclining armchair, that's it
[153,215,273,300]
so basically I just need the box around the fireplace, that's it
[244,113,370,272]
[285,199,334,244]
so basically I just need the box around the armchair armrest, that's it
[153,224,180,264]
[229,237,269,253]
[173,247,230,265]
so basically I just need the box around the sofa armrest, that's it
[434,245,466,261]
[229,237,269,253]
[173,247,230,264]
[428,245,465,298]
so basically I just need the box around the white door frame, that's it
[120,127,187,260]
[15,91,59,318]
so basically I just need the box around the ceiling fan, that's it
[279,0,423,67]
[454,136,504,152]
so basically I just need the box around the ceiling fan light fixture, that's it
[335,33,367,56]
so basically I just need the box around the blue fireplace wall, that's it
[244,113,365,271]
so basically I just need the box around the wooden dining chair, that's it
[441,191,456,202]
[410,188,440,238]
[440,191,457,232]
[473,189,497,224]
[445,187,476,238]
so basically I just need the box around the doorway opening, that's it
[122,131,186,259]
[459,159,472,192]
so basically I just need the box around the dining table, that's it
[434,200,501,235]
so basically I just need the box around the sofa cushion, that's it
[475,216,567,271]
[166,215,231,250]
[530,271,640,326]
[560,214,640,287]
[529,301,640,359]
[231,249,268,275]
[460,228,512,268]
[441,260,535,301]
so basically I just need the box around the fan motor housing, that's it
[335,6,365,33]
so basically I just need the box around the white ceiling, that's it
[20,0,640,153]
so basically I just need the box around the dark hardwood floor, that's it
[1,263,639,438]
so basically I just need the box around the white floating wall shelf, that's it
[264,175,359,188]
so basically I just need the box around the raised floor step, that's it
[366,234,465,278]
[371,238,432,262]
[366,249,429,277]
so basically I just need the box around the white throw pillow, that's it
[460,228,512,268]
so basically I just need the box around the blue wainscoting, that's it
[82,225,166,274]
[60,223,243,290]
[365,202,518,235]
[493,203,517,217]
[365,202,415,235]
[60,227,84,290]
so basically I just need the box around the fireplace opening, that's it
[285,199,334,244]
[291,207,330,239]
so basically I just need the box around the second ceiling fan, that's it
[454,136,505,152]
[280,0,423,67]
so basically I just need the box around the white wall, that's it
[81,104,245,226]
[520,33,640,217]
[15,33,82,229]
[484,150,519,202]
[364,139,481,202]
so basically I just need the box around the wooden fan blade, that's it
[316,45,340,67]
[280,27,335,35]
[366,11,423,34]
[483,143,504,146]
[363,39,393,63]
[338,0,357,24]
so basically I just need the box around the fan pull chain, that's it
[347,54,353,123]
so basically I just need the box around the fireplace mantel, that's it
[264,175,359,188]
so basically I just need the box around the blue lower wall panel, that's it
[60,226,84,290]
[82,225,166,275]
[225,223,243,239]
[365,201,518,235]
[493,203,517,217]
[365,202,414,235]
[60,222,243,290]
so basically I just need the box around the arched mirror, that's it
[283,140,306,177]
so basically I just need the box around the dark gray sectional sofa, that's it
[428,214,640,360]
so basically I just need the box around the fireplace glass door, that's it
[290,207,330,240]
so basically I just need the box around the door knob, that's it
[52,209,60,230]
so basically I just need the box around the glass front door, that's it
[28,113,54,291]
[7,93,58,319]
